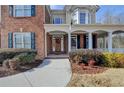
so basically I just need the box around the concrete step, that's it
[45,54,69,59]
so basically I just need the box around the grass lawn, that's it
[67,68,124,87]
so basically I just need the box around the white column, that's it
[68,32,71,52]
[61,36,64,52]
[88,32,92,49]
[45,32,47,57]
[108,32,112,52]
[104,36,106,48]
[52,37,55,52]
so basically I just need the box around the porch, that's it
[44,24,124,56]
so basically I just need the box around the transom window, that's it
[14,5,31,17]
[53,17,63,24]
[14,32,31,49]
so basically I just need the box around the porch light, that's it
[20,28,23,32]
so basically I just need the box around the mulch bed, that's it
[71,63,108,74]
[0,60,42,78]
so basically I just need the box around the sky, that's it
[50,5,124,23]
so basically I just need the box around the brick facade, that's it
[0,5,45,59]
[47,33,52,54]
[0,5,99,58]
[80,34,84,48]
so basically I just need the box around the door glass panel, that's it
[71,36,77,50]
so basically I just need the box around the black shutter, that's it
[93,34,96,48]
[9,5,13,16]
[77,35,80,49]
[8,32,13,48]
[31,32,35,49]
[31,5,36,16]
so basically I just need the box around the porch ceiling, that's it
[44,24,70,33]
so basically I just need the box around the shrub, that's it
[2,59,10,69]
[69,49,124,68]
[2,52,36,70]
[103,52,124,68]
[69,49,105,66]
[15,53,36,65]
[8,58,20,70]
[0,48,37,64]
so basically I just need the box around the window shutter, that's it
[77,35,80,49]
[31,32,35,49]
[8,32,13,48]
[31,5,35,16]
[9,5,13,16]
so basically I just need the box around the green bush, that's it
[0,48,37,64]
[69,49,105,66]
[16,53,36,65]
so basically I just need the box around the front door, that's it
[55,37,61,52]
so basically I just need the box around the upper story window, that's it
[72,9,78,24]
[80,13,86,24]
[72,8,89,24]
[15,5,31,17]
[53,17,63,24]
[9,5,35,17]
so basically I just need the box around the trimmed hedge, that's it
[0,48,37,64]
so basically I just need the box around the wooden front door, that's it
[55,37,61,52]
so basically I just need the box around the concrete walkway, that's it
[0,59,72,87]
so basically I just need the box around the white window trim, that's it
[13,32,31,48]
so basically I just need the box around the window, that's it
[72,8,89,24]
[14,33,31,49]
[53,17,63,24]
[14,5,31,17]
[72,9,78,24]
[80,13,86,24]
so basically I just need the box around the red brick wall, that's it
[1,5,45,59]
[47,33,52,54]
[64,34,68,53]
[80,34,84,48]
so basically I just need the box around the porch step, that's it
[45,54,69,59]
[45,56,69,59]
